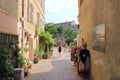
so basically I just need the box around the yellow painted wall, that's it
[78,0,120,80]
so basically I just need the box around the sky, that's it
[45,0,78,24]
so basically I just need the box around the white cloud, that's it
[64,16,73,21]
[45,0,78,23]
[45,0,78,13]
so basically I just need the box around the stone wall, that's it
[23,0,45,60]
[0,0,18,17]
[105,0,120,80]
[0,0,18,35]
[78,0,120,80]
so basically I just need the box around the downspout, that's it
[21,0,24,54]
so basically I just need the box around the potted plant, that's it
[38,31,55,59]
[17,52,30,77]
[33,48,41,64]
[18,53,27,68]
[24,47,29,53]
[0,48,14,80]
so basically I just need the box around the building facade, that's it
[0,0,45,61]
[18,0,45,61]
[0,0,18,49]
[55,21,78,33]
[78,0,120,80]
[54,21,78,44]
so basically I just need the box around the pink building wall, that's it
[0,10,18,35]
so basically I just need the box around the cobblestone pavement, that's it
[25,47,85,80]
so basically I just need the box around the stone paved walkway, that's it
[25,47,85,80]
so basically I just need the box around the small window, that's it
[37,12,40,27]
[80,0,84,6]
[27,0,34,22]
[0,33,18,49]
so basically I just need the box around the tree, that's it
[38,31,55,57]
[45,24,58,37]
[64,29,77,45]
[57,26,63,36]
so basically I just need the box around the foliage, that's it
[57,26,63,36]
[34,47,41,58]
[18,52,27,68]
[45,24,58,36]
[69,42,77,47]
[64,29,77,45]
[49,49,53,56]
[0,48,14,80]
[35,25,40,36]
[38,31,55,55]
[24,47,29,52]
[34,48,40,64]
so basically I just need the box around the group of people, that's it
[57,41,90,75]
[70,42,90,75]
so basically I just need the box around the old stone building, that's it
[0,0,45,61]
[0,0,18,49]
[78,0,120,80]
[55,20,78,33]
[19,0,45,61]
[54,20,78,44]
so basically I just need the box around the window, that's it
[80,0,84,6]
[37,12,40,27]
[39,0,45,13]
[68,23,71,26]
[28,0,34,22]
[0,33,18,49]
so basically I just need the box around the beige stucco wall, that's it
[23,0,45,60]
[105,0,120,80]
[78,0,110,80]
[78,0,120,80]
[0,11,18,35]
[0,0,45,61]
[0,0,18,17]
[24,0,45,30]
[0,0,18,35]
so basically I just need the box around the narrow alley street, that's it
[25,47,84,80]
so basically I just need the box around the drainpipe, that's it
[21,0,24,54]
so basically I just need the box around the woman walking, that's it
[58,44,62,57]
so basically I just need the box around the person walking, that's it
[70,47,74,61]
[76,46,82,74]
[79,42,90,75]
[58,44,62,57]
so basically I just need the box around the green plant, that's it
[69,42,77,47]
[24,47,29,52]
[64,29,77,45]
[49,49,53,56]
[34,47,41,57]
[45,24,58,37]
[0,48,14,80]
[18,53,27,68]
[38,31,55,56]
[57,26,63,36]
[35,25,40,36]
